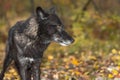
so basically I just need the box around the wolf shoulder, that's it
[10,17,38,38]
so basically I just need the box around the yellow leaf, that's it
[60,71,65,74]
[5,73,12,79]
[65,65,69,69]
[63,58,68,62]
[9,69,15,73]
[68,69,74,73]
[112,69,118,76]
[13,72,18,76]
[93,62,99,69]
[65,75,70,80]
[71,59,79,66]
[75,71,81,75]
[118,51,120,55]
[89,56,97,60]
[70,57,79,66]
[100,70,104,73]
[108,74,114,78]
[112,49,117,54]
[84,72,89,75]
[47,55,53,60]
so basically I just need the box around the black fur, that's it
[0,6,74,80]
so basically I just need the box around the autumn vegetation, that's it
[0,0,120,80]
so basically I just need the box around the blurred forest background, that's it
[0,0,120,80]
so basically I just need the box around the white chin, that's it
[60,43,69,46]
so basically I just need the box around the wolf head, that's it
[36,6,74,46]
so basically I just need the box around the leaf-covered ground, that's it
[1,49,120,80]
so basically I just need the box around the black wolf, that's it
[0,6,74,80]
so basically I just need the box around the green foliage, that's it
[67,10,120,54]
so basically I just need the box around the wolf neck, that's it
[28,17,51,52]
[27,17,49,42]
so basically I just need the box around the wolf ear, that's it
[49,7,56,14]
[36,6,47,20]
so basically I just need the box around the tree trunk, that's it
[30,0,35,14]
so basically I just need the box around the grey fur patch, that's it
[24,18,38,38]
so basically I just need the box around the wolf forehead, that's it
[46,14,63,25]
